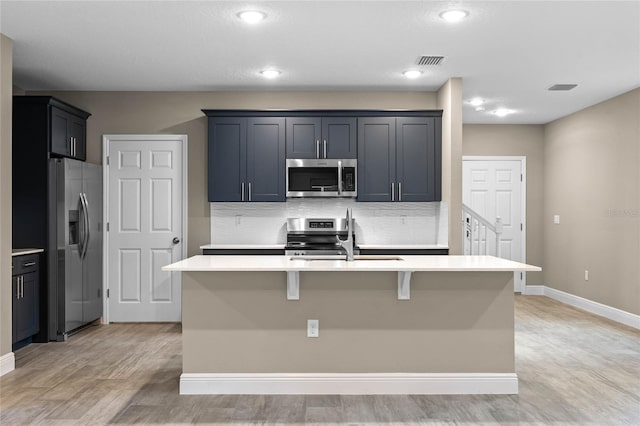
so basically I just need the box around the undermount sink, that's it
[290,255,404,261]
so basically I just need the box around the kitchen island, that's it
[163,255,540,395]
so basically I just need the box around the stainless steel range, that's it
[285,216,359,257]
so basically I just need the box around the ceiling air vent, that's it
[416,55,445,66]
[548,84,578,91]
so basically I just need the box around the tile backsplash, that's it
[210,200,448,246]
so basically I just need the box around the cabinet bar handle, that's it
[316,140,320,159]
[248,182,252,201]
[398,182,402,201]
[20,276,24,299]
[391,182,395,201]
[337,160,343,195]
[23,262,36,267]
[241,182,245,201]
[323,140,327,158]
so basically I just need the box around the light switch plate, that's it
[553,215,560,224]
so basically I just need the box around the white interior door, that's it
[105,135,187,322]
[463,157,525,291]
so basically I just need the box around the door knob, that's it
[172,237,180,244]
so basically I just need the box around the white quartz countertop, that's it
[358,244,449,250]
[200,244,448,250]
[163,255,541,272]
[12,248,44,256]
[200,244,285,250]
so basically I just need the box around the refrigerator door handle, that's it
[81,193,91,260]
[78,194,86,260]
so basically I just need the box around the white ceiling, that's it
[1,1,639,124]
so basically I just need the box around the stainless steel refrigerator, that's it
[48,158,103,340]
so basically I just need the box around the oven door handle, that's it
[337,160,343,195]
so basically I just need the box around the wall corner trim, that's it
[525,286,640,329]
[0,352,15,376]
[179,372,518,395]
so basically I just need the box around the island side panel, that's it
[182,271,514,374]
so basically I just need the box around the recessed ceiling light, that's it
[440,10,468,22]
[493,108,515,117]
[260,69,281,79]
[475,106,485,112]
[238,10,266,24]
[468,98,484,106]
[403,70,423,79]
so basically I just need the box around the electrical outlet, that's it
[553,215,560,224]
[584,270,589,281]
[307,319,319,338]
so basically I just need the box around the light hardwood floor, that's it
[1,295,638,425]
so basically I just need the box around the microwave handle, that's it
[338,160,343,195]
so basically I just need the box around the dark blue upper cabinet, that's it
[396,117,439,202]
[204,110,441,203]
[286,117,356,159]
[286,117,321,159]
[208,117,285,202]
[247,118,286,202]
[322,117,357,159]
[357,117,396,202]
[358,117,441,202]
[208,117,247,202]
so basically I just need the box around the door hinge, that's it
[106,222,110,232]
[520,174,523,181]
[107,289,110,298]
[520,272,523,279]
[106,156,110,165]
[521,223,523,231]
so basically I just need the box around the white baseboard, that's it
[543,286,640,329]
[180,372,518,395]
[523,285,545,295]
[0,352,15,376]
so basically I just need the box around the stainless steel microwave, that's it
[286,159,357,198]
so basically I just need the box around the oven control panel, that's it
[309,221,334,229]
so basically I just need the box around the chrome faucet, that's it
[336,208,355,261]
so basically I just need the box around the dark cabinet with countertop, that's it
[358,116,441,202]
[286,117,357,159]
[207,116,285,202]
[12,253,40,348]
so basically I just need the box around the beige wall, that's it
[184,271,515,373]
[1,35,13,357]
[437,78,463,254]
[28,91,438,256]
[544,88,640,315]
[462,125,545,285]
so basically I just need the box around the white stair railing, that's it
[462,204,503,257]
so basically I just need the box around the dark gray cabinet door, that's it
[286,117,321,159]
[11,254,41,345]
[50,107,87,160]
[396,117,436,201]
[51,108,70,156]
[208,117,247,201]
[323,117,357,159]
[20,272,39,341]
[357,117,396,201]
[247,117,286,201]
[69,116,86,161]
